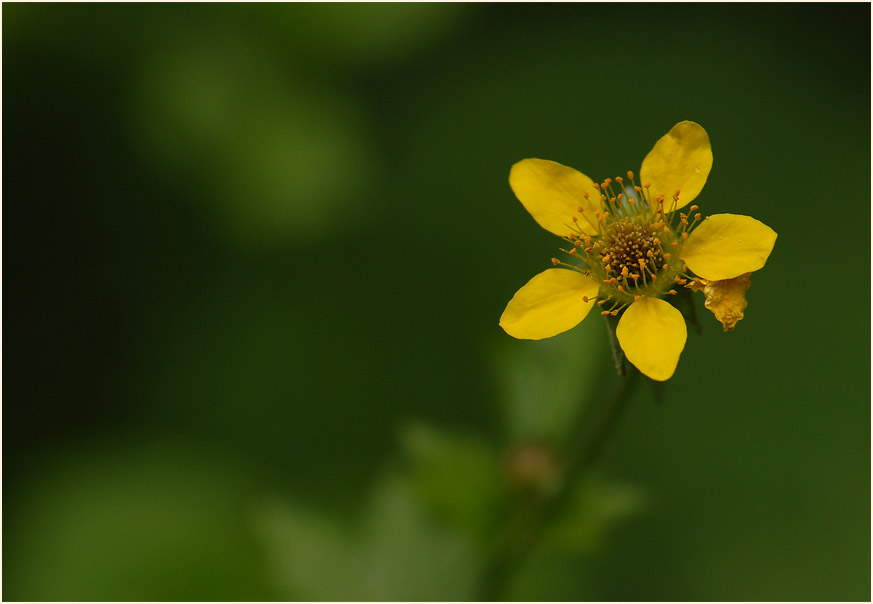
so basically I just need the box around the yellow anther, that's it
[653,237,660,245]
[681,232,688,240]
[633,295,641,302]
[551,258,560,265]
[597,300,606,307]
[689,205,699,212]
[615,176,623,184]
[617,285,624,292]
[663,252,671,260]
[572,216,578,222]
[644,183,651,189]
[627,171,634,180]
[605,264,612,272]
[634,185,642,192]
[673,190,681,201]
[582,296,589,303]
[610,310,618,316]
[695,213,701,221]
[674,276,687,284]
[668,289,677,295]
[593,183,601,190]
[621,266,629,277]
[601,310,610,316]
[671,241,679,248]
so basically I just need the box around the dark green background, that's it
[4,3,870,601]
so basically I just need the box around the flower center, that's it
[600,220,663,282]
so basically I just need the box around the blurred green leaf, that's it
[400,423,503,540]
[4,440,275,601]
[494,316,608,445]
[544,475,644,553]
[255,473,482,601]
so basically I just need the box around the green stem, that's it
[477,369,639,601]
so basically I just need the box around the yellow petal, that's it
[509,159,601,237]
[681,213,777,281]
[500,269,600,340]
[616,297,687,381]
[687,273,752,332]
[639,121,713,211]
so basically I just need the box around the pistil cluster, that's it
[551,171,703,317]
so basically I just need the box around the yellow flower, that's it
[499,121,777,381]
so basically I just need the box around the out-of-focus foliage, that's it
[4,3,870,601]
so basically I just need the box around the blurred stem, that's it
[477,369,639,601]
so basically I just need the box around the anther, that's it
[593,183,601,190]
[597,300,606,307]
[674,276,687,284]
[644,183,651,189]
[681,232,688,240]
[601,310,610,316]
[673,190,681,201]
[633,295,641,302]
[668,289,677,295]
[627,171,634,180]
[694,213,701,221]
[610,310,618,316]
[572,216,578,222]
[551,258,560,265]
[663,252,671,260]
[689,205,698,212]
[615,176,623,184]
[671,241,679,248]
[582,296,589,303]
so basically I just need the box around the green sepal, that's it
[668,286,702,335]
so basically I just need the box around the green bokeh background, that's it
[4,3,870,601]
